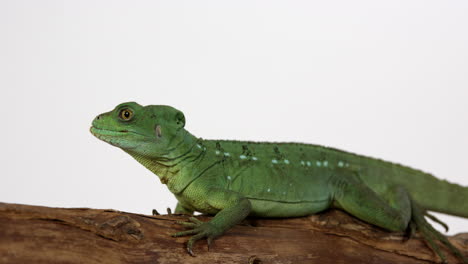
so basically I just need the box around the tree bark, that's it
[0,202,466,264]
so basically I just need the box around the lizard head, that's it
[90,102,187,157]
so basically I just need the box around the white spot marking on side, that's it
[215,150,220,155]
[252,157,258,161]
[239,155,247,159]
[197,144,202,149]
[284,159,290,164]
[316,161,322,167]
[267,188,271,192]
[272,159,279,164]
[300,160,305,166]
[306,161,311,166]
[323,161,328,167]
[227,175,232,180]
[338,161,344,167]
[224,152,231,157]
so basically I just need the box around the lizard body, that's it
[91,102,468,262]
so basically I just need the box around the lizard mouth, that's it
[90,126,129,137]
[90,126,148,150]
[90,126,151,140]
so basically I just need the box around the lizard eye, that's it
[119,109,133,121]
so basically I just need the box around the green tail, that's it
[396,168,468,218]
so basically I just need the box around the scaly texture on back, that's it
[201,138,468,217]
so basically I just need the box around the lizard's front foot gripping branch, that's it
[172,217,223,256]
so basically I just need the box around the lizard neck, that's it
[124,130,205,185]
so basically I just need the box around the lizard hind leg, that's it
[329,171,411,232]
[329,171,466,263]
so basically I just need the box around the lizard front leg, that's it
[172,188,252,256]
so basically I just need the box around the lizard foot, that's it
[411,202,467,263]
[151,208,173,215]
[172,217,222,256]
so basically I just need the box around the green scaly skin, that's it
[91,102,468,262]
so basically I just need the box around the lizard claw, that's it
[187,245,195,257]
[424,212,449,232]
[207,237,214,251]
[172,217,222,256]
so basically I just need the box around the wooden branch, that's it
[0,202,466,263]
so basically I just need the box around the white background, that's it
[1,1,467,235]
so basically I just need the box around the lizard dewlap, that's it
[91,102,468,262]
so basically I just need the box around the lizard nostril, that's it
[96,115,101,120]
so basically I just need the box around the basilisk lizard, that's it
[91,102,468,262]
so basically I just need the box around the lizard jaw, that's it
[90,126,148,150]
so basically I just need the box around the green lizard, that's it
[91,102,468,262]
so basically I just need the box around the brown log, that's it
[0,202,466,264]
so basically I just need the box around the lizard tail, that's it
[401,171,468,218]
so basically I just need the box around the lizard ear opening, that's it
[155,125,162,138]
[175,111,185,128]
